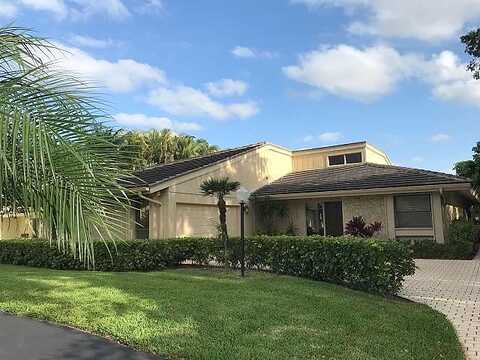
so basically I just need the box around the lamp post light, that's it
[236,187,250,277]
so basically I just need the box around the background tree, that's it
[454,142,480,192]
[200,177,240,268]
[0,26,133,265]
[117,130,219,170]
[461,28,480,79]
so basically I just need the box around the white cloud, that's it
[13,0,129,20]
[69,0,130,20]
[285,44,480,105]
[421,51,480,106]
[283,44,419,102]
[291,0,480,41]
[46,43,166,92]
[318,132,343,143]
[231,46,276,59]
[69,34,118,49]
[136,0,163,14]
[0,1,17,17]
[114,113,201,132]
[147,86,259,120]
[20,0,67,18]
[232,46,256,58]
[205,79,248,97]
[430,133,451,142]
[303,132,343,143]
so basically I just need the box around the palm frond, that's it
[0,26,133,266]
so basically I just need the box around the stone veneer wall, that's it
[342,195,388,238]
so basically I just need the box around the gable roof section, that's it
[253,163,470,196]
[122,142,265,188]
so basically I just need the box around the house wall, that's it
[342,196,389,238]
[291,143,390,172]
[365,144,391,165]
[253,191,446,242]
[148,144,293,239]
[0,215,34,240]
[292,144,365,171]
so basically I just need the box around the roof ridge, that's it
[133,142,265,174]
[365,162,470,182]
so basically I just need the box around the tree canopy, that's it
[454,142,480,192]
[461,28,480,79]
[118,129,219,170]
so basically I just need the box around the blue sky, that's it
[4,0,480,172]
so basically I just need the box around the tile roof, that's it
[253,163,471,197]
[122,142,265,188]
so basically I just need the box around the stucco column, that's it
[432,192,445,244]
[148,195,162,240]
[158,186,177,239]
[385,196,396,240]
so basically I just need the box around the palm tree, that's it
[0,26,132,265]
[200,177,240,268]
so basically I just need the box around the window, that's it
[328,152,362,166]
[328,155,345,166]
[394,194,432,228]
[345,152,362,164]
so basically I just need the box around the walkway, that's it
[400,259,480,360]
[0,312,165,360]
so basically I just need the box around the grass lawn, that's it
[0,265,464,360]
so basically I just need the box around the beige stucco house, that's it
[1,141,475,242]
[121,141,475,243]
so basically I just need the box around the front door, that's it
[324,201,343,236]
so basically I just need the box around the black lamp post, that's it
[236,187,250,277]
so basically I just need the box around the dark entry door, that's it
[324,201,343,236]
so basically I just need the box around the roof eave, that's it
[252,182,472,200]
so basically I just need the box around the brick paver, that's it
[400,259,480,360]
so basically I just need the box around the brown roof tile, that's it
[122,142,264,188]
[253,163,470,196]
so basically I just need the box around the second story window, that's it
[328,152,362,166]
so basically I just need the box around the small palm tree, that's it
[200,177,240,268]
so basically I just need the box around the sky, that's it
[3,0,480,173]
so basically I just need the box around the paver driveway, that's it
[400,259,480,360]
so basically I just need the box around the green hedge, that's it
[0,236,415,295]
[403,221,477,260]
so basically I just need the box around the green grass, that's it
[0,265,464,360]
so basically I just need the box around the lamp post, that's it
[236,187,250,277]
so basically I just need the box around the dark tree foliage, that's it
[461,28,480,79]
[454,142,480,192]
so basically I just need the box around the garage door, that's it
[176,203,240,238]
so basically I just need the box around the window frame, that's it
[394,193,433,229]
[327,152,363,167]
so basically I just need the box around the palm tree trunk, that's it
[218,196,228,270]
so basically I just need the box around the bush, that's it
[402,221,477,260]
[0,238,220,271]
[224,236,414,295]
[344,216,382,237]
[0,236,415,295]
[405,239,474,260]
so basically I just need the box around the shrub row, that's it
[0,236,415,295]
[402,221,478,260]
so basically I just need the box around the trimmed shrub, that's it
[402,221,477,260]
[225,236,414,295]
[405,239,474,260]
[0,236,415,295]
